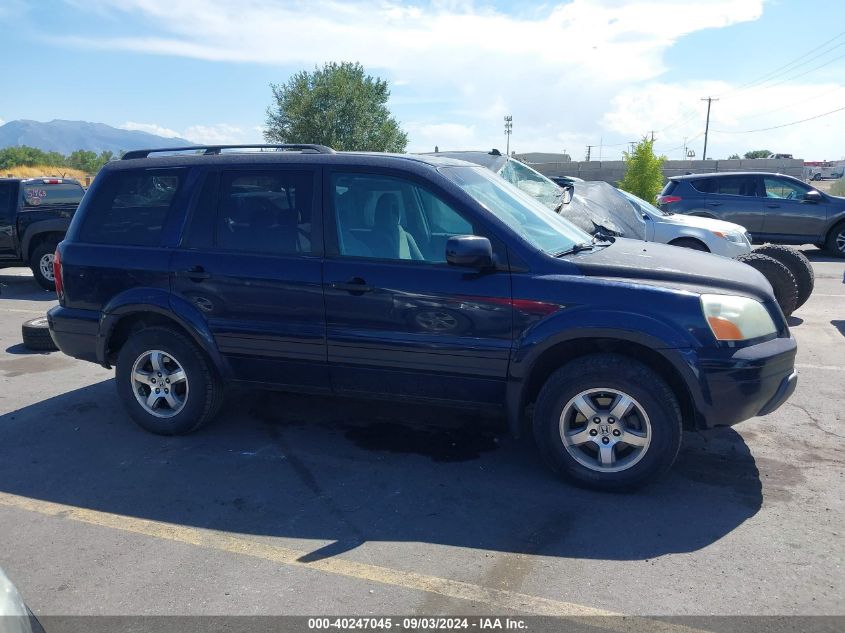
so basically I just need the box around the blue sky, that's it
[0,0,843,160]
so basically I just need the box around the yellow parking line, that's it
[0,491,713,632]
[0,491,611,616]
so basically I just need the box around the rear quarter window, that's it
[21,182,85,207]
[77,169,182,246]
[689,179,716,194]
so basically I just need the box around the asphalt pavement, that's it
[0,249,841,624]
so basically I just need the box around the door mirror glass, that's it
[446,235,493,269]
[803,190,823,203]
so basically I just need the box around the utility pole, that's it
[649,130,656,142]
[701,97,718,160]
[682,137,687,160]
[585,145,593,162]
[504,115,513,156]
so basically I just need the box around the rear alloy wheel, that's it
[533,354,682,491]
[735,252,799,316]
[116,326,223,435]
[29,242,58,291]
[753,245,814,309]
[825,222,845,259]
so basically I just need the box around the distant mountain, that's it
[0,119,193,154]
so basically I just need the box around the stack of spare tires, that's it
[735,245,814,317]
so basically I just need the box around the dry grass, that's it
[1,165,90,182]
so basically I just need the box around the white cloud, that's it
[62,2,845,158]
[0,118,5,127]
[120,121,182,138]
[183,123,256,144]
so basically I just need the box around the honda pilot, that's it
[47,145,797,491]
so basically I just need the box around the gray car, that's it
[657,171,845,256]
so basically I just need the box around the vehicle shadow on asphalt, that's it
[832,321,845,338]
[0,380,763,562]
[0,272,54,302]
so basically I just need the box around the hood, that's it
[660,213,747,234]
[573,238,774,301]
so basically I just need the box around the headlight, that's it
[700,294,777,341]
[711,231,744,243]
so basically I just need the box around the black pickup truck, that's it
[0,177,86,289]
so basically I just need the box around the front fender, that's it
[97,287,230,378]
[506,307,703,436]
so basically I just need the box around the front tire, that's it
[825,221,845,258]
[533,354,682,492]
[29,242,58,291]
[116,326,223,435]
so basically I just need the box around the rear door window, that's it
[77,169,182,246]
[216,170,314,255]
[21,182,85,207]
[0,182,15,217]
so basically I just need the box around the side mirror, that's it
[804,190,824,203]
[446,235,493,269]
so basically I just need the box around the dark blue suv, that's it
[47,145,797,490]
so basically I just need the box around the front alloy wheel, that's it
[559,388,651,473]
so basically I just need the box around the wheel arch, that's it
[98,291,231,379]
[20,219,70,261]
[508,337,698,438]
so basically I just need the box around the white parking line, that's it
[796,363,845,372]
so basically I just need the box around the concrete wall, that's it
[522,158,806,185]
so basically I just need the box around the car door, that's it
[0,181,17,260]
[760,176,829,242]
[323,169,513,405]
[706,175,764,232]
[170,167,328,390]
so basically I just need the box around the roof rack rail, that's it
[121,144,336,160]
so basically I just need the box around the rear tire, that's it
[116,326,224,435]
[824,221,845,258]
[21,317,58,351]
[735,252,799,316]
[753,245,814,309]
[669,237,709,252]
[533,354,682,492]
[29,241,58,291]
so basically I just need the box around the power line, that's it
[732,85,845,121]
[752,51,845,92]
[717,31,845,98]
[711,104,845,134]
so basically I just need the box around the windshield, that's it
[498,159,564,210]
[618,188,670,217]
[441,165,592,255]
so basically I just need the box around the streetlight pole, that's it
[701,97,718,160]
[504,116,513,156]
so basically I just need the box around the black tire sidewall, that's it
[736,253,798,316]
[29,242,58,291]
[825,222,845,258]
[753,245,814,308]
[116,328,214,435]
[534,356,682,491]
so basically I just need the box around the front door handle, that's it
[178,266,211,281]
[330,277,373,294]
[766,203,780,208]
[706,202,722,206]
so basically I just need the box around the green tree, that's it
[618,137,666,202]
[743,149,772,159]
[265,61,408,152]
[727,153,741,160]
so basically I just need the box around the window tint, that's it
[689,179,715,194]
[331,173,475,262]
[763,177,809,200]
[712,176,757,197]
[78,170,182,246]
[0,183,14,215]
[21,182,85,207]
[216,170,313,255]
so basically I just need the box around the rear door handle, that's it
[330,277,373,294]
[766,204,780,208]
[178,266,211,281]
[706,202,722,206]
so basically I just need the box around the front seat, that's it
[370,193,423,260]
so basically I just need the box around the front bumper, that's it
[683,335,797,428]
